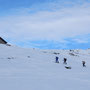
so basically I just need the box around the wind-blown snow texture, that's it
[0,44,90,90]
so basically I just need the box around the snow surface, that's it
[0,44,90,90]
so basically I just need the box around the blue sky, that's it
[0,0,90,49]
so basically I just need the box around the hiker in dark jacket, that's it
[63,58,67,64]
[82,61,86,67]
[55,56,59,63]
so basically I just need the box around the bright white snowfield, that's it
[0,44,90,90]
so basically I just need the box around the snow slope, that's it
[0,44,90,90]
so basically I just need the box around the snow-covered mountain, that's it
[0,44,90,90]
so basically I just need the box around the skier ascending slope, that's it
[63,58,67,64]
[82,61,86,67]
[55,56,59,63]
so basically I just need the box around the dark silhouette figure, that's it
[63,58,67,64]
[55,56,59,63]
[82,61,86,67]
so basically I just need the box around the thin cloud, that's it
[0,2,90,48]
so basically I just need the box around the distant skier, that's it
[82,61,86,67]
[63,58,67,64]
[55,56,59,63]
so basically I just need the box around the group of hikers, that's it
[55,56,86,68]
